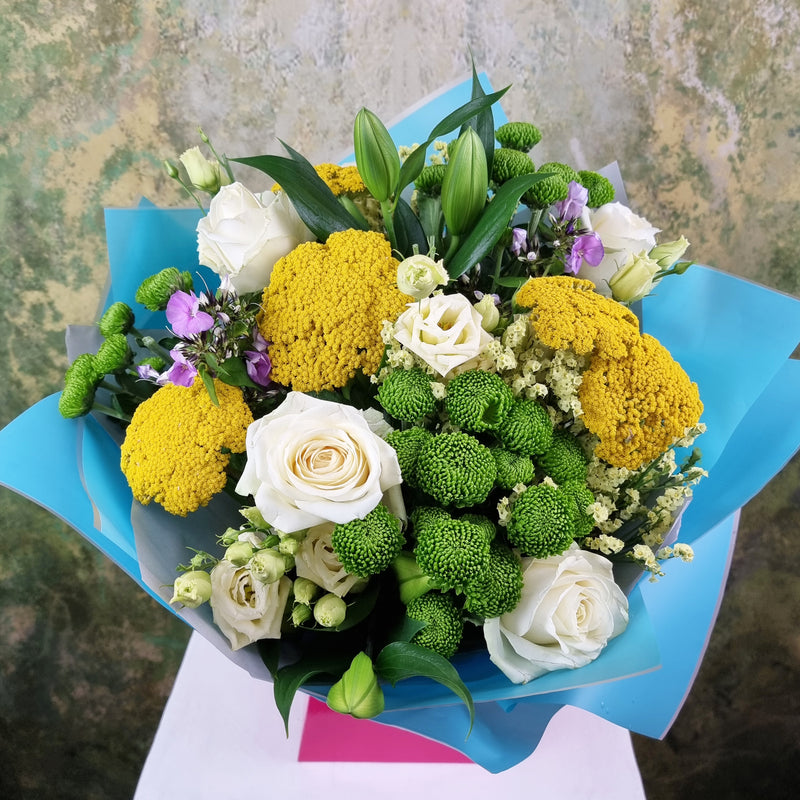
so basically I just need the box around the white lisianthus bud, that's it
[293,577,321,606]
[224,541,254,566]
[473,293,500,332]
[179,146,228,193]
[649,236,690,268]
[314,593,347,628]
[608,251,661,304]
[249,549,287,584]
[170,570,212,609]
[396,254,449,300]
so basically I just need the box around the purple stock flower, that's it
[510,227,528,256]
[166,290,214,338]
[556,181,589,222]
[245,350,272,386]
[165,349,198,387]
[564,233,605,276]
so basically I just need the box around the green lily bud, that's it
[293,577,320,606]
[649,236,690,268]
[353,108,400,203]
[313,593,347,628]
[135,267,194,311]
[392,552,440,604]
[441,127,488,237]
[95,333,133,374]
[291,603,312,626]
[239,506,270,530]
[224,541,254,566]
[608,251,661,304]
[249,549,286,584]
[170,570,212,609]
[98,302,135,337]
[179,146,225,194]
[327,652,385,719]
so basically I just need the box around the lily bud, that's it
[313,593,347,628]
[224,541,254,566]
[608,251,661,304]
[170,571,212,609]
[326,651,385,719]
[353,108,400,202]
[649,236,690,268]
[249,549,286,584]
[441,127,488,237]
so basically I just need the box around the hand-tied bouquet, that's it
[56,73,708,731]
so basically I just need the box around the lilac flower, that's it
[510,227,528,256]
[556,181,589,222]
[564,233,605,276]
[165,349,198,387]
[245,350,272,386]
[166,290,214,338]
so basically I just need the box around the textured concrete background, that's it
[1,1,799,797]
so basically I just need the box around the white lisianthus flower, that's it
[197,182,315,294]
[396,254,449,300]
[210,560,291,650]
[294,522,367,598]
[392,293,493,377]
[235,392,405,532]
[484,544,628,683]
[180,146,229,193]
[578,202,660,296]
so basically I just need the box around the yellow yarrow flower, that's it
[579,333,704,470]
[260,229,412,392]
[515,276,639,359]
[120,378,253,516]
[272,164,366,196]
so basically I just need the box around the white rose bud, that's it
[396,254,449,300]
[170,570,212,609]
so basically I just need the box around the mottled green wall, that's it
[1,2,799,797]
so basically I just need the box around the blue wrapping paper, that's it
[2,76,800,772]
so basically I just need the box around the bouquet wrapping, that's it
[2,75,800,773]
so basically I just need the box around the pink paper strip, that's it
[298,699,471,763]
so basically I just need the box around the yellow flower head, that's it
[260,229,412,392]
[579,333,704,470]
[272,164,366,197]
[120,378,253,516]
[515,276,639,359]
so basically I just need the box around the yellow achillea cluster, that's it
[580,334,704,469]
[260,229,412,391]
[515,276,639,359]
[120,378,253,516]
[272,164,366,196]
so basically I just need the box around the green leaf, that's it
[215,357,258,388]
[256,639,282,678]
[198,365,219,406]
[494,275,532,288]
[394,196,429,258]
[446,172,548,279]
[396,142,432,197]
[459,62,496,180]
[273,652,354,734]
[387,614,427,644]
[375,642,475,737]
[232,153,367,240]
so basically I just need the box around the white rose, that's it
[396,254,449,300]
[392,293,493,377]
[294,522,367,598]
[484,544,628,684]
[197,182,314,294]
[210,560,291,650]
[235,392,405,532]
[577,202,660,296]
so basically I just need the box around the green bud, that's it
[98,302,135,337]
[353,108,400,202]
[135,267,194,311]
[291,603,312,626]
[608,251,661,304]
[649,236,690,268]
[495,121,542,152]
[179,146,225,194]
[163,159,180,180]
[277,535,301,557]
[224,541,254,566]
[58,377,97,419]
[136,356,166,372]
[441,127,488,237]
[170,571,212,608]
[293,577,320,606]
[249,549,286,584]
[64,352,100,387]
[95,333,132,374]
[414,163,447,195]
[313,593,347,628]
[327,651,385,719]
[219,527,242,546]
[239,506,270,530]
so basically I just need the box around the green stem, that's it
[443,233,461,264]
[91,403,131,422]
[380,198,397,251]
